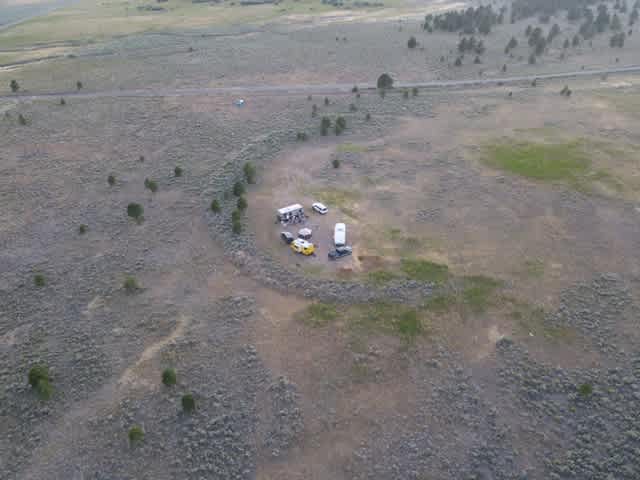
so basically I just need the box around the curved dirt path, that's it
[2,64,640,101]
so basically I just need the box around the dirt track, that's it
[2,64,640,101]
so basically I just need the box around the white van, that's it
[334,223,346,247]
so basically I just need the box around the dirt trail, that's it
[2,65,640,101]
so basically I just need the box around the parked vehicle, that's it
[312,202,328,215]
[298,228,312,240]
[328,246,352,260]
[291,238,315,256]
[276,204,305,224]
[334,223,346,247]
[280,231,294,244]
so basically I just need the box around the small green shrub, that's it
[18,113,27,125]
[174,166,183,177]
[237,196,248,211]
[335,116,346,135]
[76,81,83,90]
[352,85,358,93]
[321,116,331,136]
[231,209,241,222]
[127,203,144,222]
[161,368,176,386]
[243,162,256,184]
[296,132,308,141]
[60,98,66,105]
[144,178,158,193]
[123,276,139,293]
[29,365,52,400]
[408,36,417,48]
[578,383,593,397]
[182,394,196,412]
[233,181,245,197]
[232,219,242,234]
[10,79,19,93]
[34,274,46,287]
[128,425,144,444]
[412,87,418,96]
[28,365,49,388]
[332,158,340,169]
[78,224,88,234]
[108,175,115,186]
[210,199,220,213]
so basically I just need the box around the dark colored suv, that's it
[328,246,352,260]
[281,231,294,244]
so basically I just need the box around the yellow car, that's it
[291,238,315,256]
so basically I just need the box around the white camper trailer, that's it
[276,204,305,224]
[334,223,346,247]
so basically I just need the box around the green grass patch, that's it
[460,275,504,313]
[422,293,457,312]
[297,302,338,327]
[510,302,575,342]
[337,143,367,154]
[367,269,399,286]
[400,258,449,283]
[482,140,591,182]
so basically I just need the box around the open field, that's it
[2,1,640,479]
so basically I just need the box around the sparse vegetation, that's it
[332,158,340,169]
[28,365,53,400]
[10,79,19,92]
[161,368,177,386]
[18,113,27,126]
[400,259,449,283]
[377,73,393,89]
[578,383,594,397]
[108,175,115,186]
[233,181,245,197]
[144,178,158,193]
[123,276,140,293]
[174,166,183,177]
[34,274,46,287]
[182,394,196,413]
[334,116,346,135]
[210,199,220,213]
[78,224,88,234]
[76,81,83,90]
[60,97,66,105]
[127,203,144,222]
[407,36,417,48]
[243,162,256,184]
[237,196,248,210]
[321,116,331,136]
[128,426,144,444]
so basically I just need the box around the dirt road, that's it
[2,64,640,101]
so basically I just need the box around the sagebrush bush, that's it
[29,365,52,400]
[232,219,242,234]
[210,199,220,213]
[578,383,593,397]
[332,158,341,169]
[162,368,176,386]
[78,224,88,234]
[237,196,248,211]
[108,175,115,186]
[174,166,183,177]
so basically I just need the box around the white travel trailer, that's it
[276,204,305,224]
[334,223,346,247]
